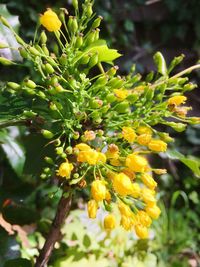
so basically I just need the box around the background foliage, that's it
[0,0,200,266]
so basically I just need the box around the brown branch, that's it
[35,191,72,267]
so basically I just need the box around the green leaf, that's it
[167,150,200,177]
[4,258,32,267]
[153,51,167,76]
[0,129,25,176]
[82,234,91,248]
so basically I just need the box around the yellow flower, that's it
[122,127,136,143]
[114,89,129,100]
[97,152,106,163]
[137,134,152,146]
[136,126,152,135]
[122,168,135,180]
[104,214,116,230]
[141,188,156,206]
[141,173,157,190]
[148,139,167,152]
[113,173,133,196]
[131,183,141,198]
[126,154,148,172]
[135,224,149,239]
[120,215,134,230]
[87,200,98,219]
[91,180,107,201]
[136,210,152,227]
[167,95,187,106]
[75,143,91,151]
[110,158,122,166]
[77,150,99,165]
[40,9,62,32]
[56,160,73,178]
[118,201,133,217]
[146,204,161,219]
[84,130,96,141]
[106,144,119,159]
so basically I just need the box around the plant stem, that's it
[35,191,72,267]
[150,64,200,89]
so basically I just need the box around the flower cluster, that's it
[0,0,200,240]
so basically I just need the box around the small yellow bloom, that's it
[40,9,62,32]
[87,200,98,219]
[106,144,119,159]
[167,95,187,106]
[77,150,99,165]
[131,183,141,198]
[137,134,152,146]
[113,89,129,100]
[120,215,134,230]
[136,126,152,135]
[135,224,149,239]
[91,180,107,201]
[122,127,136,143]
[104,214,116,230]
[118,201,133,217]
[148,139,167,152]
[136,210,152,227]
[141,173,157,190]
[75,143,91,151]
[141,188,156,206]
[84,130,96,141]
[146,204,161,219]
[113,173,133,196]
[126,154,148,172]
[97,152,106,163]
[56,160,73,178]
[110,158,122,166]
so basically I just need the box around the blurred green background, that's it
[0,0,200,266]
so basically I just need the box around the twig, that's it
[35,191,72,267]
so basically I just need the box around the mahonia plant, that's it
[0,0,200,241]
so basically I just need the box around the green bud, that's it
[72,0,78,10]
[18,47,28,58]
[0,43,8,49]
[35,44,44,54]
[94,75,108,86]
[45,63,54,74]
[37,91,46,99]
[71,17,78,33]
[145,71,154,82]
[79,54,90,65]
[107,76,124,88]
[73,131,80,140]
[94,28,100,41]
[59,53,67,65]
[189,117,200,124]
[24,79,36,89]
[75,33,83,48]
[183,83,197,91]
[0,16,11,28]
[67,16,73,31]
[61,153,67,159]
[107,65,119,77]
[158,132,174,142]
[40,173,47,179]
[50,76,59,86]
[44,167,50,174]
[93,117,102,124]
[23,110,37,118]
[42,129,54,139]
[86,4,93,17]
[114,101,130,113]
[73,173,79,179]
[46,57,57,67]
[144,88,154,101]
[167,122,186,132]
[0,57,14,66]
[7,82,20,90]
[130,73,142,84]
[14,34,26,46]
[89,98,103,109]
[28,46,41,56]
[84,30,96,46]
[106,93,117,103]
[101,104,110,113]
[126,93,138,103]
[55,147,64,155]
[41,31,47,44]
[42,44,49,56]
[24,88,35,95]
[88,53,99,68]
[49,102,57,110]
[44,156,54,165]
[153,51,167,76]
[91,16,103,29]
[66,146,73,154]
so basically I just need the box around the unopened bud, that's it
[0,57,14,66]
[91,16,103,29]
[7,82,20,90]
[41,129,54,139]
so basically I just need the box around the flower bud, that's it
[44,156,54,164]
[91,180,107,201]
[104,214,116,230]
[91,16,103,29]
[18,47,28,58]
[41,129,54,139]
[107,65,119,77]
[42,44,49,56]
[114,101,130,114]
[87,200,98,219]
[0,15,11,28]
[7,82,20,90]
[45,63,54,74]
[72,0,78,10]
[28,46,41,56]
[135,224,148,239]
[24,79,36,89]
[75,33,83,48]
[0,57,14,66]
[88,53,99,68]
